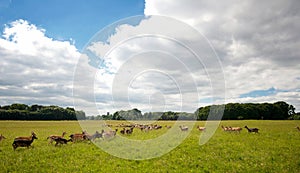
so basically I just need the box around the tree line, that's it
[0,103,86,120]
[98,110,194,121]
[1,101,298,120]
[195,101,296,120]
[92,101,298,120]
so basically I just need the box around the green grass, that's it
[0,120,299,172]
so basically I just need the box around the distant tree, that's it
[75,110,86,120]
[288,105,296,116]
[102,114,113,120]
[195,101,294,120]
[29,104,43,112]
[114,108,142,120]
[0,105,10,110]
[0,103,85,120]
[112,111,125,120]
[177,112,195,120]
[194,106,210,120]
[10,103,29,110]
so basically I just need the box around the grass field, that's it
[0,120,299,172]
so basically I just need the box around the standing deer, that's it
[12,132,38,150]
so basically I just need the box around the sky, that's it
[0,0,299,116]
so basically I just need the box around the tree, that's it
[112,111,124,120]
[195,101,294,120]
[0,103,86,120]
[10,103,29,110]
[75,110,86,120]
[288,105,296,116]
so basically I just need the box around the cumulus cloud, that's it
[0,19,80,108]
[74,15,225,115]
[144,0,300,110]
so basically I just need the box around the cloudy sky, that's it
[0,0,299,116]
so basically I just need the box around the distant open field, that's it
[0,120,299,172]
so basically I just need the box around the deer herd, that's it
[0,124,299,150]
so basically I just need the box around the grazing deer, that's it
[296,126,300,132]
[12,132,38,150]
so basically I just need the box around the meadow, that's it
[0,120,299,172]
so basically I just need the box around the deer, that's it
[120,128,126,134]
[91,131,103,140]
[69,131,86,142]
[197,125,206,132]
[165,125,172,129]
[179,125,188,131]
[103,129,118,139]
[221,125,230,131]
[83,131,103,141]
[12,132,38,150]
[125,127,134,134]
[296,126,300,132]
[231,127,242,133]
[53,137,73,146]
[47,132,67,144]
[244,126,259,133]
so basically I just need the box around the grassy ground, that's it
[0,120,299,172]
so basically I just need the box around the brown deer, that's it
[197,125,206,132]
[12,132,38,150]
[231,127,242,133]
[69,131,86,142]
[125,127,133,134]
[47,132,67,144]
[221,125,230,131]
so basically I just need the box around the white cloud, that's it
[75,16,224,115]
[0,19,80,108]
[144,0,300,111]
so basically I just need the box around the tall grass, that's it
[0,120,299,172]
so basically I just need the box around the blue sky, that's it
[0,0,145,50]
[0,0,299,115]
